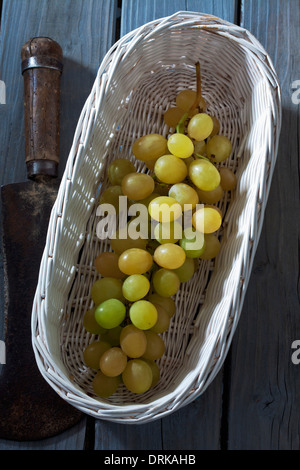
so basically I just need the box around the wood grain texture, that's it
[0,0,118,450]
[226,0,300,450]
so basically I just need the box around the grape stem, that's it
[176,112,188,134]
[194,153,210,162]
[190,61,202,112]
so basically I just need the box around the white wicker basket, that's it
[31,11,281,423]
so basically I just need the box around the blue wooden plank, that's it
[226,0,300,449]
[121,0,236,36]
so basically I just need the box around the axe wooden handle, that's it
[21,37,63,179]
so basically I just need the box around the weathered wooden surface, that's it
[0,0,299,450]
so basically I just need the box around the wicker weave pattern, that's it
[31,11,281,423]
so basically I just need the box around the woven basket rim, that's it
[31,10,282,423]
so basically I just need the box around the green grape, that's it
[172,257,196,282]
[150,303,170,333]
[219,167,237,190]
[91,277,124,305]
[148,196,182,223]
[199,233,221,259]
[196,185,224,204]
[95,298,126,329]
[179,227,206,258]
[132,134,168,162]
[210,115,220,136]
[143,359,160,387]
[99,185,123,211]
[167,133,194,159]
[153,243,186,270]
[147,293,176,317]
[154,154,188,184]
[129,300,158,330]
[154,220,182,244]
[143,331,165,360]
[122,274,150,302]
[206,135,232,162]
[192,206,222,234]
[83,340,111,369]
[108,158,136,185]
[110,226,148,254]
[94,252,124,279]
[99,347,128,377]
[121,172,155,201]
[189,159,221,191]
[168,183,199,209]
[152,268,180,297]
[118,248,153,275]
[187,113,214,141]
[120,324,147,358]
[101,325,122,346]
[122,359,153,394]
[193,140,206,155]
[83,307,107,335]
[92,371,120,397]
[164,106,186,128]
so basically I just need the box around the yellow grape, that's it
[143,359,160,387]
[175,89,206,113]
[83,307,107,335]
[83,340,111,369]
[99,347,128,377]
[179,227,206,258]
[122,359,153,394]
[94,252,124,279]
[154,154,188,184]
[167,133,194,159]
[92,371,120,397]
[147,293,176,317]
[99,185,123,211]
[164,106,186,128]
[110,226,148,254]
[108,158,136,185]
[150,303,170,333]
[129,300,158,330]
[210,115,220,136]
[168,182,199,209]
[192,206,222,234]
[196,185,224,204]
[118,248,153,275]
[172,257,196,282]
[199,233,221,259]
[91,277,124,305]
[206,135,232,162]
[152,268,180,297]
[120,324,147,358]
[193,140,206,155]
[132,134,168,162]
[143,331,165,360]
[219,167,237,190]
[148,196,182,223]
[187,113,214,141]
[122,274,150,302]
[154,220,182,244]
[189,159,221,191]
[121,172,155,201]
[101,325,122,346]
[153,243,186,270]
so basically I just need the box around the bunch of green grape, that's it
[82,62,237,399]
